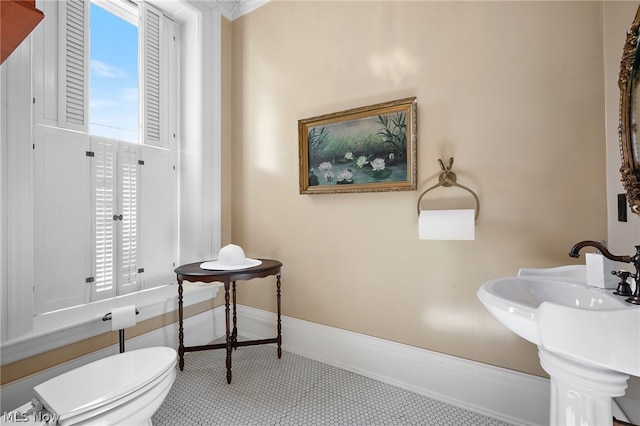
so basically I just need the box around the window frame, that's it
[91,0,137,26]
[35,0,178,310]
[1,0,221,343]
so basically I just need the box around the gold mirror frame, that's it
[618,5,640,216]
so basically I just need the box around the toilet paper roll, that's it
[111,305,137,331]
[419,209,475,240]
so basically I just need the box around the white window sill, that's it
[0,282,222,365]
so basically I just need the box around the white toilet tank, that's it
[31,346,176,425]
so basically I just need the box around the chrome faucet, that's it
[568,241,640,305]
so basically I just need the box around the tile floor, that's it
[152,340,515,426]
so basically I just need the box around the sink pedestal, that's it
[539,348,630,426]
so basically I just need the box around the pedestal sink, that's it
[478,273,640,426]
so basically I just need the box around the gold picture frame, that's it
[298,97,417,194]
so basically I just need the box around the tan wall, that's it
[229,1,608,377]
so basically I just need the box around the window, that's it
[32,0,178,313]
[2,0,220,341]
[89,2,139,142]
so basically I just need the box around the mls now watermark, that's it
[3,410,60,423]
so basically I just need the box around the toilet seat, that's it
[33,347,176,424]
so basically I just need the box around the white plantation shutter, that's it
[92,137,117,301]
[91,139,142,300]
[58,0,89,131]
[140,2,162,146]
[140,146,175,289]
[140,3,176,148]
[33,126,91,314]
[117,143,142,294]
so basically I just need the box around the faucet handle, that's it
[612,270,633,296]
[612,270,631,278]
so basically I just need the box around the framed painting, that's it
[298,97,417,194]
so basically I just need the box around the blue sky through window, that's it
[90,3,139,142]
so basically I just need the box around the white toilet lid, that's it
[34,347,176,418]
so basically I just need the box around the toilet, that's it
[3,347,176,426]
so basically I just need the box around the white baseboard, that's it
[232,304,550,426]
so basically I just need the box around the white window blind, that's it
[58,0,89,131]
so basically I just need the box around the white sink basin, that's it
[478,274,640,425]
[478,276,640,376]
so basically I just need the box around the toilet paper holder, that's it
[103,308,139,353]
[416,157,480,220]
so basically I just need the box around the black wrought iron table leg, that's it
[232,281,238,348]
[277,272,282,359]
[225,279,232,384]
[178,278,185,370]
